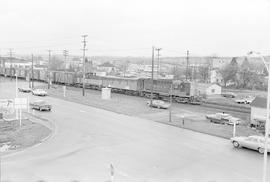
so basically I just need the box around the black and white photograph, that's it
[1,0,270,181]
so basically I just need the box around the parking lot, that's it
[30,81,260,139]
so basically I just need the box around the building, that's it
[210,69,223,84]
[97,62,116,74]
[193,83,221,96]
[250,96,267,127]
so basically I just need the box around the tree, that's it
[237,57,251,88]
[49,56,63,71]
[198,66,210,83]
[170,66,185,80]
[220,58,239,87]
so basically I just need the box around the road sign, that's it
[14,98,27,109]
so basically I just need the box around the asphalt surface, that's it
[1,79,270,182]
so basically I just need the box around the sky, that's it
[0,0,270,57]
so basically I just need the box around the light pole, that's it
[247,51,269,182]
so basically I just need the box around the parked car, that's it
[30,100,52,111]
[245,97,255,104]
[221,92,236,98]
[147,100,171,109]
[231,135,270,154]
[32,89,47,96]
[206,112,241,125]
[18,87,32,93]
[235,96,255,104]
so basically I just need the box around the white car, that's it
[235,97,255,104]
[231,135,270,153]
[32,89,47,96]
[146,100,171,109]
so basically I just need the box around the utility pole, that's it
[47,50,52,89]
[169,83,172,122]
[82,35,88,96]
[63,50,69,86]
[31,54,34,89]
[155,48,162,78]
[151,46,155,106]
[186,50,189,81]
[8,49,14,80]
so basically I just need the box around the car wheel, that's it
[233,141,240,148]
[258,147,265,154]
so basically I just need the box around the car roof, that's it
[216,113,230,116]
[34,100,45,103]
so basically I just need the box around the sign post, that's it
[15,74,18,119]
[233,122,236,137]
[63,86,66,97]
[14,98,27,126]
[110,164,114,182]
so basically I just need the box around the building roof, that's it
[250,96,267,108]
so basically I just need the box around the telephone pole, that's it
[82,35,88,96]
[155,48,162,78]
[63,50,69,86]
[31,54,34,89]
[185,50,189,81]
[47,50,52,89]
[8,49,14,80]
[151,46,155,106]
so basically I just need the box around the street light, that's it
[247,51,269,182]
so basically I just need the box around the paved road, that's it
[1,79,269,182]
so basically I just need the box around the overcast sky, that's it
[0,0,270,57]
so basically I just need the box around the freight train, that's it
[0,67,201,104]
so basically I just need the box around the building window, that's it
[211,89,215,93]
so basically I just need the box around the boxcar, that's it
[101,76,143,95]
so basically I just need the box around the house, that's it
[193,83,222,96]
[250,96,267,127]
[210,69,223,84]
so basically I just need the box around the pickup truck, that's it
[206,113,241,125]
